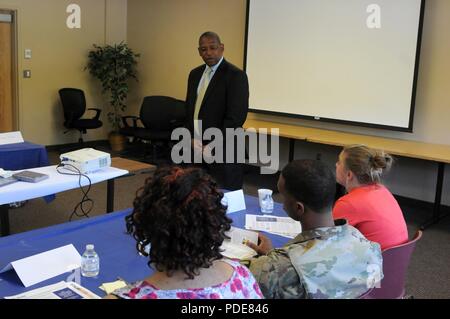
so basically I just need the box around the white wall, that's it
[0,0,127,145]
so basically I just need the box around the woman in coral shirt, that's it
[333,145,408,250]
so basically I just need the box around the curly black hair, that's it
[126,166,232,279]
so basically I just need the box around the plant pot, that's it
[108,132,126,152]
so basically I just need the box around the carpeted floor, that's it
[5,147,450,299]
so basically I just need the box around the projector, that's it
[60,148,111,174]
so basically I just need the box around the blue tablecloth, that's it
[0,142,54,203]
[0,142,50,171]
[0,194,290,298]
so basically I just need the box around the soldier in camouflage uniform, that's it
[244,160,383,299]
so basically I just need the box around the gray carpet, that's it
[5,148,450,299]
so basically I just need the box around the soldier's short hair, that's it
[281,159,336,213]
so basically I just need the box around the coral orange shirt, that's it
[333,184,408,251]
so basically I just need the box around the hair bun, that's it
[372,152,393,170]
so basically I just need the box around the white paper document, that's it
[220,227,258,260]
[227,226,259,246]
[221,241,257,260]
[4,281,100,299]
[221,189,246,214]
[0,244,81,287]
[245,214,302,238]
[0,131,24,145]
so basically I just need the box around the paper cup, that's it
[258,189,273,207]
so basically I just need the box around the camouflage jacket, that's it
[245,219,383,299]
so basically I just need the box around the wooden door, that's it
[0,13,13,132]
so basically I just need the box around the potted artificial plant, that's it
[86,42,139,151]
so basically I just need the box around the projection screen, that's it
[245,0,424,131]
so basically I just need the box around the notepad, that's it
[99,280,128,294]
[220,227,258,260]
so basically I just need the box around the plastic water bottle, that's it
[261,193,274,214]
[81,244,100,277]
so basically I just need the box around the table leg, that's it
[420,162,446,230]
[106,179,115,213]
[1,204,10,237]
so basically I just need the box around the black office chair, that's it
[59,88,103,143]
[120,96,186,162]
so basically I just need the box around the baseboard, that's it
[395,194,450,214]
[46,140,109,152]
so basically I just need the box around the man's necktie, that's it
[193,67,212,137]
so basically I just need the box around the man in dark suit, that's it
[185,31,249,190]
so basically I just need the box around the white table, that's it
[0,165,128,236]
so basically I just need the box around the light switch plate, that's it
[24,49,32,59]
[23,70,31,78]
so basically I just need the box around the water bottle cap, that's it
[86,244,94,250]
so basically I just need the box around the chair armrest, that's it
[121,116,140,128]
[87,108,101,120]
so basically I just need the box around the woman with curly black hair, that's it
[110,166,263,299]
